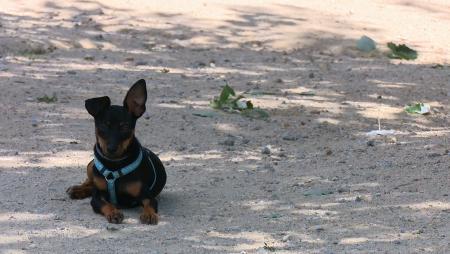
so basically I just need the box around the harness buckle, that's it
[105,172,115,181]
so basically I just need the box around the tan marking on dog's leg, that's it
[67,160,94,199]
[140,199,158,225]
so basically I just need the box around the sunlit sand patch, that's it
[0,150,91,169]
[291,209,338,217]
[159,150,222,162]
[200,231,282,251]
[241,199,280,211]
[339,232,417,245]
[155,103,186,109]
[0,212,53,222]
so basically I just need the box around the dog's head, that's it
[85,79,147,159]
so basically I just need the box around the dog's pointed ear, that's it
[123,79,147,118]
[85,96,111,118]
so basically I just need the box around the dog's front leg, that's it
[91,189,124,224]
[140,198,158,225]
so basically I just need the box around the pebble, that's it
[261,146,271,155]
[176,145,187,152]
[67,70,77,75]
[282,132,299,141]
[241,138,250,144]
[84,55,95,61]
[106,226,119,232]
[219,137,235,146]
[135,60,148,66]
[367,140,376,146]
[282,235,293,242]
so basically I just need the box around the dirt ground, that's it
[0,0,449,253]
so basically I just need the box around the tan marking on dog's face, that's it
[125,181,142,197]
[116,130,134,157]
[96,127,108,155]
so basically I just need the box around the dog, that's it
[67,79,166,224]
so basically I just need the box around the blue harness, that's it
[94,149,143,205]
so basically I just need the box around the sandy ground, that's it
[0,0,450,253]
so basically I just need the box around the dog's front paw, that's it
[106,210,124,224]
[66,185,92,199]
[140,211,159,225]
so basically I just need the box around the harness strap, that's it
[94,149,143,205]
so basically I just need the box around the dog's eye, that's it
[120,123,130,132]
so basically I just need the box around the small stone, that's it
[282,132,299,141]
[282,235,292,242]
[261,146,271,155]
[93,34,104,40]
[176,145,187,152]
[428,152,441,158]
[275,78,283,83]
[367,140,375,146]
[84,55,94,61]
[355,196,363,202]
[219,137,235,146]
[135,60,147,66]
[106,226,119,232]
[67,70,77,75]
[325,149,332,156]
[309,72,314,78]
[310,225,325,232]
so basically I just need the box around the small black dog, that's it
[67,79,166,224]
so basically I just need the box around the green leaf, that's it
[210,82,269,119]
[218,84,235,105]
[37,94,57,103]
[209,99,220,109]
[405,103,430,114]
[387,42,417,60]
